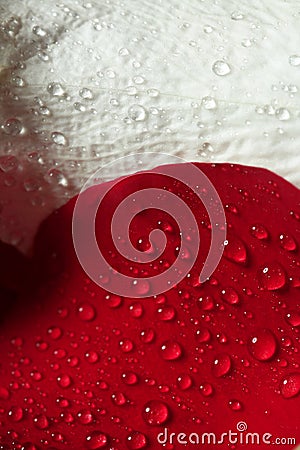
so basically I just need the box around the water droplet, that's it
[198,295,214,311]
[140,328,155,343]
[248,329,277,361]
[86,431,109,448]
[231,10,244,20]
[74,102,86,112]
[8,406,24,422]
[133,75,145,85]
[279,233,297,251]
[105,294,122,308]
[111,391,127,406]
[202,96,217,110]
[280,373,300,398]
[78,409,93,425]
[147,88,160,97]
[224,236,247,264]
[212,354,232,377]
[33,414,49,429]
[47,82,66,97]
[275,108,290,121]
[128,105,147,122]
[126,431,148,449]
[212,60,231,76]
[129,302,143,318]
[11,75,25,87]
[285,311,300,327]
[0,155,19,172]
[250,224,269,240]
[45,168,68,187]
[143,400,169,426]
[78,303,96,321]
[80,88,93,100]
[228,400,243,411]
[32,25,47,37]
[119,338,134,353]
[57,374,72,388]
[51,132,67,146]
[157,305,176,321]
[132,279,150,295]
[0,386,10,400]
[203,24,213,33]
[160,340,183,360]
[289,54,300,67]
[85,350,99,364]
[119,47,130,56]
[195,328,211,343]
[199,382,214,396]
[2,118,23,135]
[258,263,287,290]
[221,287,240,305]
[48,326,62,340]
[177,374,192,390]
[122,371,138,385]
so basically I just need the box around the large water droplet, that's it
[160,340,183,360]
[212,60,231,76]
[280,373,300,398]
[143,400,169,426]
[47,82,66,97]
[248,329,277,361]
[257,263,287,290]
[51,132,68,146]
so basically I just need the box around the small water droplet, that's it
[2,118,23,135]
[228,399,243,411]
[285,311,300,327]
[80,88,93,100]
[258,263,287,290]
[177,374,192,390]
[224,236,247,264]
[129,302,143,318]
[147,88,160,97]
[0,155,19,172]
[279,233,297,251]
[195,328,211,343]
[140,328,155,343]
[212,60,231,76]
[133,75,145,85]
[47,82,66,97]
[212,354,232,377]
[231,11,244,20]
[280,373,300,398]
[78,303,96,321]
[33,414,49,429]
[248,329,277,361]
[202,96,217,110]
[126,431,148,449]
[8,406,24,422]
[199,382,214,396]
[250,224,269,240]
[0,386,10,400]
[57,374,72,388]
[157,305,176,321]
[122,371,138,385]
[275,108,290,121]
[203,25,213,33]
[78,409,93,425]
[160,340,183,360]
[119,47,130,56]
[86,431,109,448]
[143,400,169,426]
[128,104,147,122]
[45,168,68,187]
[289,54,300,67]
[119,338,134,353]
[51,131,67,146]
[221,287,240,305]
[32,25,47,37]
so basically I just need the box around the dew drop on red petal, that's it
[257,263,287,290]
[57,374,72,388]
[122,371,139,385]
[48,326,62,340]
[198,295,214,310]
[280,373,300,398]
[78,409,94,425]
[143,400,170,426]
[119,338,134,353]
[8,406,24,422]
[105,294,122,308]
[195,327,211,343]
[248,329,277,361]
[285,311,300,327]
[156,305,176,321]
[177,374,193,390]
[160,340,183,360]
[0,386,10,400]
[77,303,96,321]
[86,431,109,449]
[126,431,148,449]
[221,287,240,305]
[250,224,269,240]
[224,236,247,264]
[33,414,49,429]
[228,399,243,411]
[140,328,155,343]
[85,350,99,364]
[199,382,214,397]
[129,302,143,317]
[111,392,127,406]
[279,233,298,251]
[212,354,232,377]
